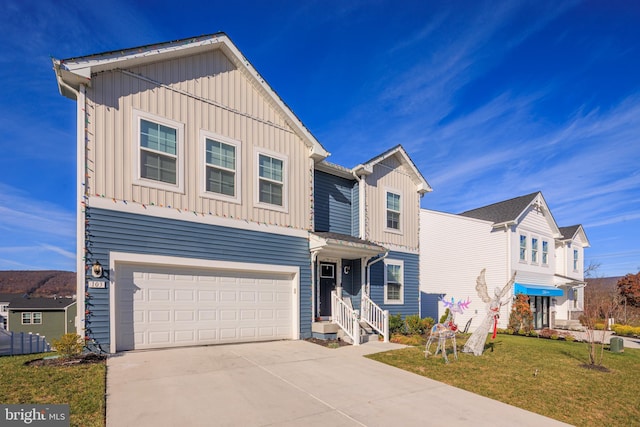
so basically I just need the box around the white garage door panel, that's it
[116,264,294,351]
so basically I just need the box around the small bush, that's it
[421,317,435,333]
[565,335,575,342]
[389,313,405,335]
[612,324,640,337]
[439,308,451,324]
[51,333,84,358]
[405,314,424,335]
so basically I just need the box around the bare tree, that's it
[584,260,602,279]
[582,286,621,366]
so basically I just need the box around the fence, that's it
[0,329,51,356]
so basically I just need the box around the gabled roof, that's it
[0,293,18,303]
[52,32,329,161]
[7,296,76,310]
[459,192,539,223]
[558,224,590,247]
[459,191,561,235]
[353,145,432,194]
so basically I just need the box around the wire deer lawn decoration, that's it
[425,297,471,363]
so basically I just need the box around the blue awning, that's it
[514,283,563,297]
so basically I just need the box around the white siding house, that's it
[420,192,590,331]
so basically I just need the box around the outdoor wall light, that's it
[343,265,351,275]
[91,261,103,278]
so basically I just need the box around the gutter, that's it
[365,251,389,295]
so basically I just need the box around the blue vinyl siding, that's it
[314,170,357,236]
[351,185,359,237]
[84,207,312,350]
[368,251,419,317]
[339,259,362,311]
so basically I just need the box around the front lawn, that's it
[0,353,106,427]
[367,334,640,427]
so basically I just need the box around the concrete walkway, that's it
[106,340,570,426]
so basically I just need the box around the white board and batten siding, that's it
[367,156,421,249]
[86,49,313,231]
[420,209,509,329]
[110,253,299,352]
[511,206,558,277]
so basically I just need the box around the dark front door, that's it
[319,263,336,317]
[531,296,550,329]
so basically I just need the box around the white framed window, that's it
[573,249,579,271]
[542,241,549,265]
[21,312,42,325]
[384,259,404,304]
[200,131,241,203]
[385,190,402,232]
[320,263,335,279]
[255,149,287,212]
[133,110,184,193]
[531,237,539,263]
[519,234,527,261]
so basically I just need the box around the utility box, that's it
[610,337,624,353]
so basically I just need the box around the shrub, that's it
[508,294,534,334]
[421,317,435,333]
[565,335,575,342]
[439,308,451,324]
[389,313,405,335]
[405,315,424,335]
[612,324,640,337]
[51,333,84,358]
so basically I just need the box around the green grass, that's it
[0,353,106,427]
[368,334,640,427]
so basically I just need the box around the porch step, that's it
[312,321,339,334]
[335,323,379,345]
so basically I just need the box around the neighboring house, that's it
[420,192,589,331]
[6,297,77,342]
[53,33,430,353]
[0,293,14,330]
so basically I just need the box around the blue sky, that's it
[1,0,639,277]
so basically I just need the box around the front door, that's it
[319,263,336,317]
[531,296,550,329]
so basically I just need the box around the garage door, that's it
[115,263,294,351]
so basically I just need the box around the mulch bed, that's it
[25,353,107,367]
[305,337,351,348]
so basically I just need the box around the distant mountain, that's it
[0,271,76,297]
[586,276,622,293]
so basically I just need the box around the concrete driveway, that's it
[106,340,570,426]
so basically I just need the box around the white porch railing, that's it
[331,290,361,346]
[361,292,389,343]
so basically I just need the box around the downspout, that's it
[310,248,321,322]
[352,171,366,239]
[55,70,87,343]
[365,251,389,296]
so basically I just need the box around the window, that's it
[133,110,184,192]
[140,119,177,184]
[257,152,285,208]
[384,260,404,304]
[519,235,527,261]
[320,263,335,279]
[386,191,401,230]
[542,241,549,265]
[573,249,579,271]
[201,132,241,202]
[21,312,42,325]
[531,238,538,263]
